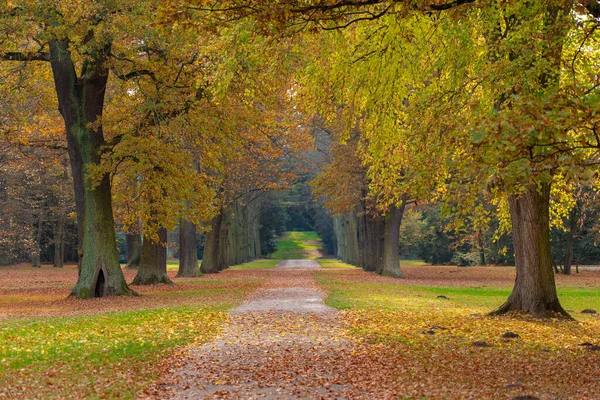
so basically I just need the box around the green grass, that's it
[399,259,429,267]
[316,269,600,357]
[0,279,260,398]
[317,273,600,315]
[229,259,281,270]
[0,306,227,398]
[166,259,204,271]
[316,259,358,269]
[271,231,322,260]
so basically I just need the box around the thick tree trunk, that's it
[334,217,347,262]
[50,40,131,297]
[492,184,569,318]
[563,207,578,276]
[125,233,142,269]
[219,216,230,270]
[32,212,44,268]
[359,213,384,272]
[133,228,172,285]
[201,213,223,274]
[53,214,65,267]
[381,203,405,278]
[177,218,200,277]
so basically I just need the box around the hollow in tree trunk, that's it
[201,213,223,274]
[125,233,142,269]
[49,40,132,298]
[491,183,570,318]
[177,218,200,277]
[132,228,173,285]
[381,203,405,278]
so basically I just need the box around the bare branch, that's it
[0,52,50,62]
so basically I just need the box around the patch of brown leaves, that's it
[0,263,268,320]
[330,264,600,287]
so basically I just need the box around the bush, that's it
[451,252,479,267]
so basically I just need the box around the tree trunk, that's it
[477,230,486,266]
[177,218,200,277]
[381,203,405,278]
[201,213,223,274]
[133,228,172,285]
[563,206,578,276]
[32,212,44,268]
[492,184,569,318]
[49,40,131,297]
[53,214,65,267]
[125,233,142,269]
[219,215,230,270]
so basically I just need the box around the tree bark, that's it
[49,40,132,297]
[492,184,570,318]
[201,213,223,273]
[53,214,65,267]
[563,206,578,275]
[125,233,142,269]
[219,215,230,270]
[381,203,405,278]
[132,228,172,285]
[32,212,44,268]
[177,218,200,277]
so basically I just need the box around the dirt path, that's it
[143,260,370,399]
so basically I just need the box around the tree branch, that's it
[116,69,156,81]
[0,52,50,62]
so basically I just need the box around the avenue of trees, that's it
[1,1,599,319]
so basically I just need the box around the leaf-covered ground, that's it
[141,260,600,399]
[318,267,600,399]
[0,263,269,399]
[3,256,600,399]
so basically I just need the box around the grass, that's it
[316,269,600,348]
[229,259,281,270]
[271,231,323,260]
[317,273,600,314]
[316,259,358,269]
[0,269,264,399]
[315,268,600,398]
[399,259,429,267]
[317,259,428,269]
[0,306,227,398]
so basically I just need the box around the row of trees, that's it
[288,0,600,318]
[0,2,310,296]
[1,1,599,320]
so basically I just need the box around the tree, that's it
[287,1,600,316]
[0,3,174,296]
[177,219,200,277]
[125,233,142,269]
[132,228,172,285]
[447,2,600,317]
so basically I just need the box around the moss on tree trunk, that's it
[49,40,131,298]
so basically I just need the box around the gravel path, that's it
[143,260,370,399]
